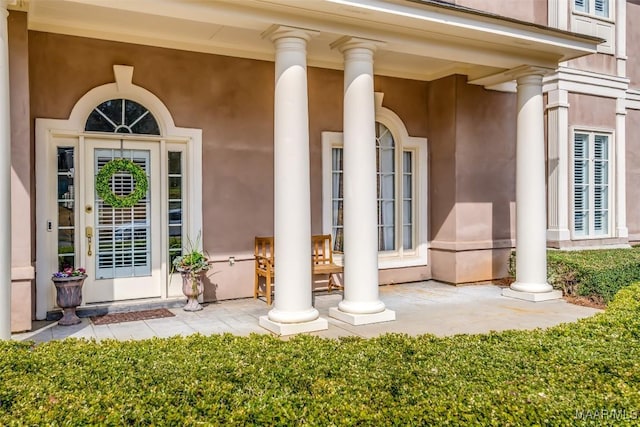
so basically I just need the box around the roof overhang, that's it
[12,0,602,84]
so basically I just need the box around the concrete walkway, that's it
[12,281,601,343]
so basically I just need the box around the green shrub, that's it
[509,247,640,302]
[1,284,640,425]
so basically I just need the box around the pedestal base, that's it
[502,288,563,302]
[329,307,396,325]
[259,315,328,336]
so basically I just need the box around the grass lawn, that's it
[1,285,639,425]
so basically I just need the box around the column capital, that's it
[262,25,319,43]
[330,36,385,54]
[506,65,555,81]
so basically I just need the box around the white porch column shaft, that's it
[0,1,12,339]
[546,88,570,243]
[259,26,327,335]
[329,37,394,325]
[504,69,560,302]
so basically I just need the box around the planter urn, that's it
[181,271,204,311]
[52,275,86,325]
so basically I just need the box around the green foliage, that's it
[2,284,640,425]
[510,247,640,302]
[95,159,148,208]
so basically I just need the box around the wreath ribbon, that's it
[95,159,149,208]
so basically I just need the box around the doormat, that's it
[91,308,175,325]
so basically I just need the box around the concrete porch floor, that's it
[12,281,601,343]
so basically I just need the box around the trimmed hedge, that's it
[1,285,640,425]
[509,247,640,302]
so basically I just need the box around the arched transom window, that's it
[85,99,160,135]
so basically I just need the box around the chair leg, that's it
[328,274,334,293]
[266,274,272,305]
[254,272,259,299]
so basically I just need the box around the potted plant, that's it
[51,267,87,325]
[172,235,210,311]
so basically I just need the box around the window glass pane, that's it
[57,147,76,270]
[331,148,344,252]
[376,123,395,251]
[595,0,608,17]
[85,99,160,135]
[168,152,182,174]
[575,0,588,13]
[168,152,183,262]
[403,225,412,250]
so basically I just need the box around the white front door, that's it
[82,138,162,303]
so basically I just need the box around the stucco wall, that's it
[568,93,616,128]
[566,54,617,76]
[9,11,32,331]
[428,75,516,283]
[627,0,640,89]
[28,32,434,301]
[626,109,640,242]
[453,0,547,25]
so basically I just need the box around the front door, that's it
[82,138,162,303]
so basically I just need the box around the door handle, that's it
[86,226,93,256]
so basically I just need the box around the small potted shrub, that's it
[172,234,210,311]
[51,267,87,325]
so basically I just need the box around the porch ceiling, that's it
[17,0,601,83]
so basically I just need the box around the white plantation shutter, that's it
[593,135,609,235]
[573,132,610,237]
[573,134,589,236]
[595,0,608,17]
[575,0,588,13]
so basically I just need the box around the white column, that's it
[616,98,628,239]
[503,68,562,302]
[258,25,327,336]
[329,37,395,325]
[0,1,12,339]
[546,88,571,245]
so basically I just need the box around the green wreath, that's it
[95,159,148,208]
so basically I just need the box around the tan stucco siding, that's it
[627,0,640,89]
[568,93,616,129]
[566,54,617,76]
[453,0,547,25]
[626,109,640,242]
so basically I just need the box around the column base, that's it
[259,315,328,336]
[329,307,396,325]
[502,288,563,302]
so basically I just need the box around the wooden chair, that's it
[254,236,275,305]
[311,234,343,293]
[254,234,344,305]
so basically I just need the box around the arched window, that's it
[85,99,160,135]
[323,105,428,268]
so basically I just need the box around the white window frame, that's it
[321,96,428,269]
[570,0,615,54]
[570,128,614,239]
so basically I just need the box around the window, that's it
[574,0,609,18]
[331,123,413,253]
[322,102,427,268]
[86,99,160,135]
[573,132,610,237]
[168,151,183,266]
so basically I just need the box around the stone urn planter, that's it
[52,274,87,326]
[180,270,205,311]
[172,233,210,312]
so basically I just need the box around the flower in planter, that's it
[52,267,86,278]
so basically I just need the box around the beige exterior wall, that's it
[626,109,640,242]
[566,54,617,76]
[568,93,616,128]
[453,0,547,25]
[428,75,516,283]
[627,0,640,88]
[9,11,32,332]
[28,31,438,305]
